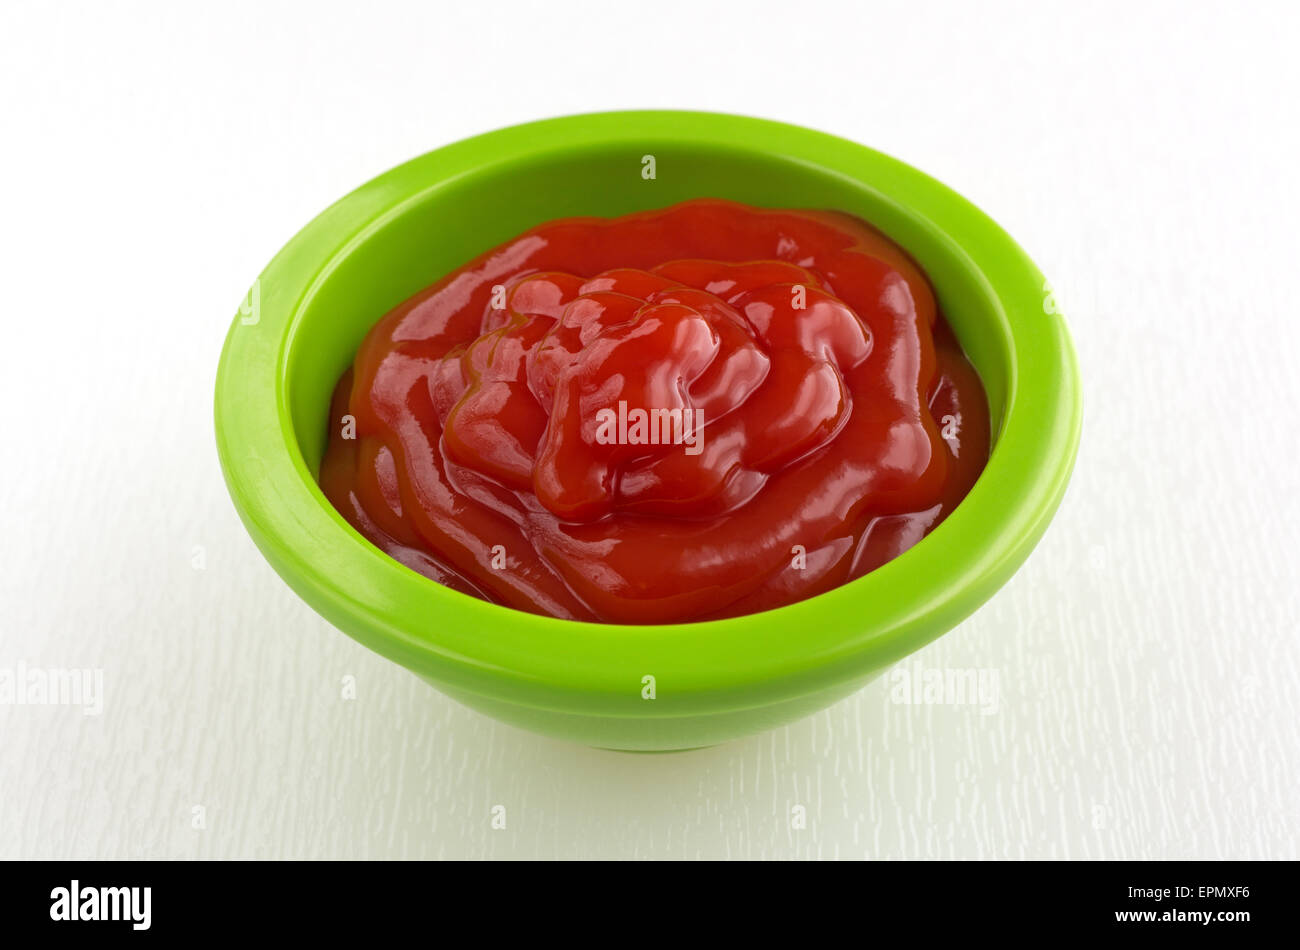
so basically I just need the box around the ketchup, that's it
[319,199,989,623]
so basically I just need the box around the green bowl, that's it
[214,110,1081,751]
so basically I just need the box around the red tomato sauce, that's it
[319,199,989,624]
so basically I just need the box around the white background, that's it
[2,0,1296,859]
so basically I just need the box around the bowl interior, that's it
[285,143,1012,475]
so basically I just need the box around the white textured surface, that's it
[1,0,1297,859]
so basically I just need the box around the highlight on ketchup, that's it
[319,199,989,624]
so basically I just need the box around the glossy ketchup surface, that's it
[319,199,989,624]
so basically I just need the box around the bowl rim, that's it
[215,109,1082,715]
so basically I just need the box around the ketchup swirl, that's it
[320,199,988,623]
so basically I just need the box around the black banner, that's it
[0,860,1281,937]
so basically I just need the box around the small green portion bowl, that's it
[215,111,1081,751]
